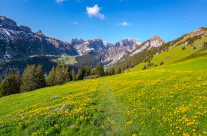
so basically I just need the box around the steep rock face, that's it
[148,36,165,47]
[104,39,141,64]
[69,39,114,63]
[0,16,17,30]
[72,39,109,56]
[129,36,165,57]
[0,16,77,60]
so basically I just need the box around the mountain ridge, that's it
[0,16,164,65]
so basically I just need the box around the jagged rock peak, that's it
[116,38,141,46]
[148,36,165,47]
[149,36,165,42]
[0,16,17,29]
[0,16,32,33]
[36,30,44,36]
[70,38,85,43]
[19,25,32,33]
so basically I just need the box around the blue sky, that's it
[0,0,207,43]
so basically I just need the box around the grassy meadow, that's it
[0,41,207,135]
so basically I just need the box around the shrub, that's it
[160,61,164,65]
[0,70,20,96]
[203,42,207,48]
[193,46,197,50]
[143,65,148,70]
[182,46,186,50]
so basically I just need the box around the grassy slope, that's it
[0,40,207,135]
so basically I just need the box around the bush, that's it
[143,65,148,70]
[193,46,197,50]
[160,61,164,65]
[203,42,207,48]
[182,46,186,50]
[0,70,20,96]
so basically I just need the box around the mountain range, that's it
[0,16,165,66]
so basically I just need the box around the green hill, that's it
[0,29,207,135]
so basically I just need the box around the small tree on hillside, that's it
[116,67,122,74]
[55,65,65,85]
[46,66,56,86]
[76,67,85,80]
[63,65,70,82]
[71,69,77,81]
[95,64,105,77]
[20,65,36,92]
[35,65,46,89]
[111,67,115,75]
[84,65,91,77]
[46,64,70,86]
[0,70,20,96]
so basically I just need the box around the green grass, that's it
[0,46,207,135]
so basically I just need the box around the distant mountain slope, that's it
[104,38,142,64]
[0,16,78,60]
[114,27,207,71]
[128,36,165,57]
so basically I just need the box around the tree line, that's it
[0,64,118,97]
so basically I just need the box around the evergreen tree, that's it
[105,69,109,76]
[55,65,65,85]
[117,67,122,74]
[76,67,85,80]
[35,65,46,89]
[46,64,70,86]
[84,65,91,77]
[95,64,105,77]
[55,64,70,85]
[63,65,70,82]
[46,66,56,86]
[111,67,115,75]
[71,69,77,81]
[20,65,36,92]
[0,70,20,96]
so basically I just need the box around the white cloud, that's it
[55,0,65,3]
[86,4,105,20]
[118,21,130,27]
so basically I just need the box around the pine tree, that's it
[117,67,122,74]
[76,67,85,80]
[63,65,70,82]
[111,67,115,75]
[105,69,109,76]
[95,64,105,77]
[20,65,36,92]
[35,65,46,89]
[84,65,91,77]
[46,64,70,86]
[46,66,56,86]
[0,70,20,96]
[71,69,77,81]
[55,65,65,85]
[55,64,70,85]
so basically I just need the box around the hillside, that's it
[114,27,207,71]
[0,31,207,135]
